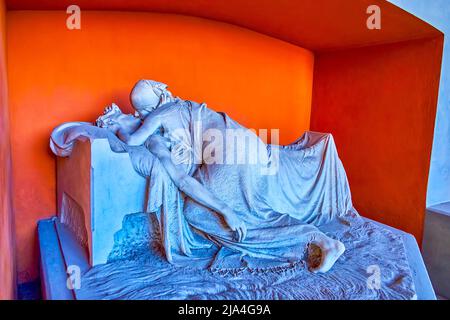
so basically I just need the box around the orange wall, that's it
[311,37,443,242]
[6,11,314,281]
[0,0,15,299]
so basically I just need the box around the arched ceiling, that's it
[5,0,442,51]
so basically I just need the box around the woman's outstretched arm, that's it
[146,134,247,242]
[117,114,162,146]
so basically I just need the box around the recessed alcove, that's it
[0,0,444,295]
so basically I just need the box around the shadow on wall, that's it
[389,0,450,207]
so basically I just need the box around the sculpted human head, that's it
[96,103,140,134]
[130,79,172,119]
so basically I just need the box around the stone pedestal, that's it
[423,202,450,299]
[56,138,147,266]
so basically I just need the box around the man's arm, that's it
[147,135,247,242]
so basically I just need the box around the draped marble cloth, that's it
[50,101,416,299]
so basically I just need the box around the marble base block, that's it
[56,138,147,266]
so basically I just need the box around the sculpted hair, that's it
[96,103,123,128]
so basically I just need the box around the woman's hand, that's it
[146,134,172,150]
[222,209,247,242]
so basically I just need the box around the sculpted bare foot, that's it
[308,237,345,273]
